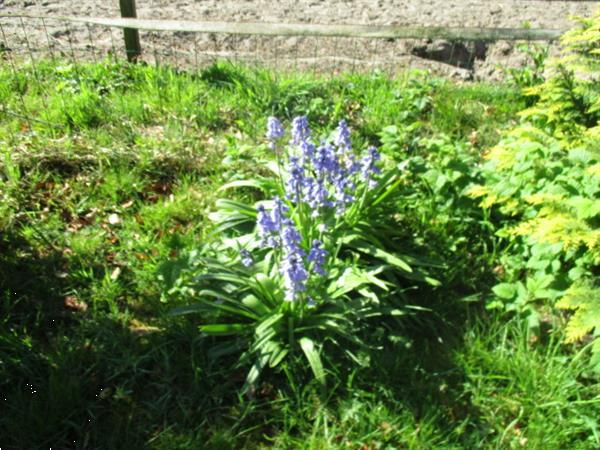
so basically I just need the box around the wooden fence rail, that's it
[0,14,565,43]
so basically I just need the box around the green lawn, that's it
[0,59,598,449]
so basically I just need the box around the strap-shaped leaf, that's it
[372,176,403,206]
[194,272,247,285]
[170,303,206,317]
[255,313,284,337]
[209,217,254,235]
[242,294,271,316]
[243,351,270,393]
[214,199,257,217]
[218,179,270,192]
[347,240,413,273]
[200,323,251,336]
[252,273,280,307]
[208,339,247,360]
[329,267,389,298]
[173,289,260,320]
[299,337,326,386]
[171,301,257,320]
[261,340,289,368]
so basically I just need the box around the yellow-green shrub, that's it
[470,11,600,370]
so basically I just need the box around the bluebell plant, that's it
[169,116,434,391]
[252,116,382,304]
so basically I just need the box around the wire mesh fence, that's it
[1,14,563,76]
[0,13,563,138]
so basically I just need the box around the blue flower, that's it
[332,171,355,214]
[281,218,303,249]
[257,204,276,247]
[290,116,311,146]
[299,140,315,164]
[312,143,339,181]
[271,196,288,229]
[281,250,309,302]
[360,146,381,188]
[266,117,285,149]
[334,119,352,152]
[303,177,332,214]
[256,116,380,302]
[334,120,362,174]
[240,249,253,267]
[280,219,308,301]
[285,156,305,203]
[307,240,327,276]
[257,198,289,248]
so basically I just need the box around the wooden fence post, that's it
[119,0,141,62]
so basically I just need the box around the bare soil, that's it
[1,1,597,79]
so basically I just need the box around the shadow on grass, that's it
[0,220,490,449]
[0,312,249,449]
[0,230,240,448]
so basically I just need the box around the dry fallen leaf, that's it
[110,267,121,281]
[469,130,478,146]
[64,295,88,313]
[129,319,161,335]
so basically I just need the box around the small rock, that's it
[498,41,513,56]
[107,213,121,225]
[51,29,71,39]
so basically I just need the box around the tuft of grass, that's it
[457,318,600,449]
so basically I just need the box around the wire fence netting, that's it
[0,13,561,136]
[1,15,558,78]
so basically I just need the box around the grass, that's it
[1,58,598,449]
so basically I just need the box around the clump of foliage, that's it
[165,117,440,390]
[378,128,496,292]
[470,11,600,369]
[505,43,549,101]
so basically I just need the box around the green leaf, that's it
[372,176,403,207]
[214,199,257,217]
[171,300,258,321]
[218,179,269,192]
[200,323,251,336]
[299,337,326,386]
[208,339,247,360]
[261,340,289,368]
[345,239,413,273]
[255,313,284,337]
[526,274,554,297]
[241,294,271,316]
[243,351,270,393]
[557,281,600,343]
[492,283,517,300]
[252,273,280,307]
[170,303,205,316]
[329,267,387,298]
[194,272,248,285]
[209,216,253,234]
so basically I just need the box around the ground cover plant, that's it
[167,116,443,392]
[1,15,599,448]
[471,11,600,368]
